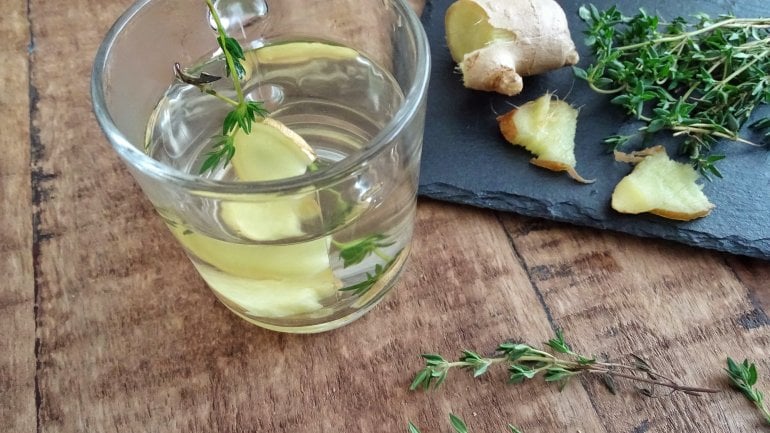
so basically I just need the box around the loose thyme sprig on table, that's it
[726,357,770,425]
[573,5,770,178]
[174,0,269,174]
[408,414,523,433]
[410,330,719,397]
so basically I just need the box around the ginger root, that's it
[445,0,580,96]
[611,146,715,221]
[498,93,592,183]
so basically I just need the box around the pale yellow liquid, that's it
[147,40,414,330]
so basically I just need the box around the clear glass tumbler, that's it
[91,0,430,333]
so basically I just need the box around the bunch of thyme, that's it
[410,330,719,397]
[573,5,770,178]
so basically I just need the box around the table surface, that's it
[3,1,770,432]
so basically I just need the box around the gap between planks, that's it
[492,211,609,432]
[26,0,45,432]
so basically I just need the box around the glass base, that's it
[211,248,410,333]
[222,297,380,333]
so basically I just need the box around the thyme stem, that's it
[411,330,720,397]
[615,17,769,51]
[205,0,245,102]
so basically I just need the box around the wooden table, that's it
[4,0,770,431]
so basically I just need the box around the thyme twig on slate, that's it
[410,330,720,397]
[573,5,770,178]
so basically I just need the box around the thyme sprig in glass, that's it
[174,0,269,174]
[410,330,720,397]
[573,5,770,178]
[333,234,395,267]
[333,234,402,295]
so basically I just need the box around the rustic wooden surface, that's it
[4,0,770,432]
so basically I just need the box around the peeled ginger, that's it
[611,146,714,221]
[445,0,580,96]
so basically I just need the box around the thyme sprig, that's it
[339,255,400,295]
[334,234,400,295]
[174,0,269,174]
[333,234,395,267]
[574,5,770,178]
[726,357,770,425]
[410,330,719,397]
[408,414,522,433]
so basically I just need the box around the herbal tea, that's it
[145,40,418,330]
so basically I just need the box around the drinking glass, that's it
[91,0,430,333]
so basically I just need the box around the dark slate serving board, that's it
[417,0,770,259]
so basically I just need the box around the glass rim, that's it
[90,0,431,195]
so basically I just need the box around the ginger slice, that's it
[445,0,579,96]
[218,117,320,241]
[230,117,316,182]
[169,119,331,281]
[241,42,358,80]
[611,146,715,221]
[169,118,341,318]
[198,266,339,319]
[497,93,593,183]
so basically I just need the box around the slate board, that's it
[417,0,770,260]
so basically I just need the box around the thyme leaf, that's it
[333,234,395,267]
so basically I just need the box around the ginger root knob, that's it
[445,0,580,96]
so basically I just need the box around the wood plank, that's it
[725,255,770,329]
[499,215,770,431]
[27,1,158,431]
[0,0,35,431]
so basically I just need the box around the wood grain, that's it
[0,0,35,431]
[27,0,159,431]
[499,216,770,432]
[9,0,770,432]
[393,202,607,433]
